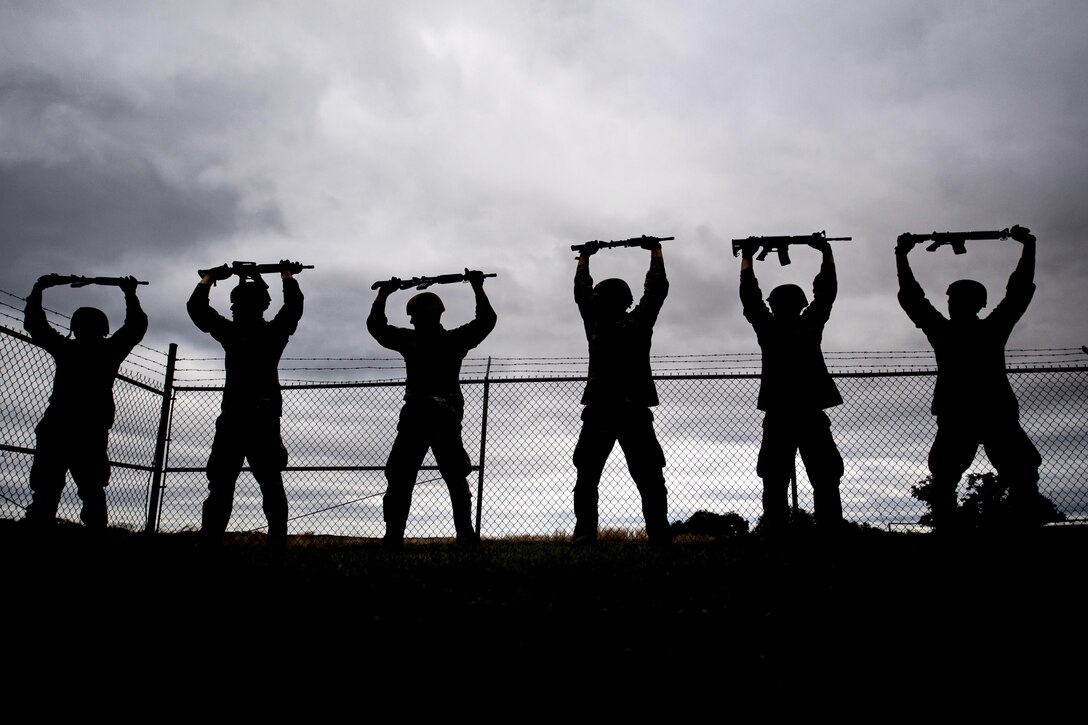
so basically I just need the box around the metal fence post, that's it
[790,460,798,516]
[474,357,491,535]
[144,342,177,534]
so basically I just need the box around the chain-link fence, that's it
[0,322,169,532]
[2,314,1086,539]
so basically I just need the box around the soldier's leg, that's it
[253,468,288,550]
[571,406,615,544]
[431,419,478,544]
[202,414,245,546]
[619,408,670,545]
[25,471,64,526]
[249,415,290,551]
[68,427,112,530]
[383,407,429,546]
[25,416,72,526]
[756,413,795,531]
[798,412,844,530]
[927,417,979,532]
[984,419,1044,525]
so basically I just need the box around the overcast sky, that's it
[2,1,1086,377]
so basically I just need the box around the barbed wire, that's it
[0,290,170,360]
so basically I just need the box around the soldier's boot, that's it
[928,477,961,535]
[571,470,600,546]
[760,477,791,534]
[24,493,61,528]
[812,479,843,532]
[261,484,289,554]
[382,519,406,551]
[640,482,672,547]
[78,488,108,537]
[200,489,232,551]
[451,486,480,546]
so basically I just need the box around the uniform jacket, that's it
[740,261,842,413]
[367,287,496,405]
[24,286,148,430]
[896,245,1035,417]
[187,277,303,416]
[575,256,668,408]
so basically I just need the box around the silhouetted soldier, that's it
[368,271,496,549]
[187,262,304,552]
[22,273,148,529]
[572,238,671,546]
[739,238,844,532]
[896,225,1041,531]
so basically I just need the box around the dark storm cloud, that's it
[0,62,286,261]
[0,158,253,265]
[1,1,1086,363]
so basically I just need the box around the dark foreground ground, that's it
[2,518,1085,708]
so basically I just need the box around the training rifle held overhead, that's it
[899,227,1014,255]
[371,268,497,291]
[731,230,852,265]
[571,235,674,256]
[52,275,150,287]
[570,232,670,255]
[197,260,314,279]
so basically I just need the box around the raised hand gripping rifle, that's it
[54,275,150,288]
[371,268,497,291]
[197,260,314,279]
[731,230,851,266]
[900,228,1012,255]
[571,235,674,256]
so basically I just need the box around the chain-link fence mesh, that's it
[2,313,1086,538]
[0,316,169,531]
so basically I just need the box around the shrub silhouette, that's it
[911,472,1066,530]
[670,510,750,539]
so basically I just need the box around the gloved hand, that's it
[280,259,304,275]
[35,273,64,290]
[1009,225,1036,245]
[580,240,601,257]
[741,239,761,259]
[204,264,234,282]
[895,233,919,255]
[377,277,402,297]
[118,275,140,295]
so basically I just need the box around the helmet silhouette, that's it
[407,292,445,317]
[946,279,987,311]
[591,278,633,317]
[768,284,808,315]
[71,307,109,339]
[230,281,272,312]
